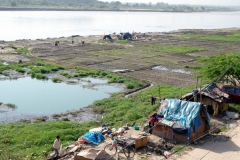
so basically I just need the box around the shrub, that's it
[60,72,72,78]
[15,47,28,53]
[79,72,88,77]
[101,72,107,76]
[126,83,134,89]
[15,68,25,73]
[35,73,47,80]
[52,78,62,83]
[6,103,17,109]
[36,62,45,66]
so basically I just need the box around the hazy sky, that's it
[100,0,240,6]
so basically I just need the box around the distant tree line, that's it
[0,0,236,12]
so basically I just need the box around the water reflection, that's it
[152,66,191,74]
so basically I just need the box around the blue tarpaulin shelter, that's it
[120,32,132,40]
[160,99,209,139]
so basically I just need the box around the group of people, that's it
[72,36,85,45]
[50,96,159,158]
[54,36,85,46]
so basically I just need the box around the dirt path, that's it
[170,120,240,160]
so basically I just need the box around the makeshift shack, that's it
[181,83,229,116]
[118,32,132,40]
[103,35,112,40]
[153,99,210,143]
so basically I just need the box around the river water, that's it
[1,11,240,41]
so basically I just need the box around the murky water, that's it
[0,77,123,122]
[1,11,240,41]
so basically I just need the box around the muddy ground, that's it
[1,28,240,88]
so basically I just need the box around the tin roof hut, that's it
[153,99,210,143]
[181,83,229,116]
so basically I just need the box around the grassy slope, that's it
[0,121,98,159]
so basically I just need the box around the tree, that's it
[196,53,240,86]
[114,1,121,6]
[11,2,17,7]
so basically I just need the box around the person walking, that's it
[52,135,60,158]
[72,36,74,44]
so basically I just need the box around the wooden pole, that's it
[158,85,161,100]
[196,78,198,89]
[200,79,202,103]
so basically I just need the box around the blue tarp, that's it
[120,32,132,40]
[161,99,202,139]
[83,132,104,145]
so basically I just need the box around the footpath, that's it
[172,120,240,160]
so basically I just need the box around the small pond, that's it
[0,77,123,123]
[152,66,191,74]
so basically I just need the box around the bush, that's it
[101,72,108,76]
[15,47,28,53]
[126,83,134,89]
[60,72,72,78]
[6,103,17,109]
[79,72,88,77]
[35,73,47,80]
[15,68,25,73]
[52,78,62,83]
[36,62,45,66]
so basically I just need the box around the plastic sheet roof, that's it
[160,99,202,128]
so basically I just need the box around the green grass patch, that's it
[33,73,47,80]
[60,72,72,78]
[219,125,229,132]
[116,40,131,44]
[228,103,240,113]
[92,84,194,128]
[75,67,145,90]
[0,61,65,80]
[0,121,98,159]
[0,63,28,74]
[15,47,28,53]
[28,61,65,80]
[145,45,205,53]
[132,84,194,101]
[52,78,62,83]
[6,103,17,109]
[15,67,26,73]
[172,145,192,155]
[180,31,240,42]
